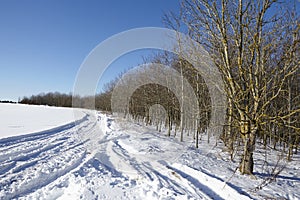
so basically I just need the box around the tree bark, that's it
[240,125,257,175]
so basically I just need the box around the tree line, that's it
[99,0,299,176]
[0,100,17,104]
[19,92,73,107]
[18,92,105,109]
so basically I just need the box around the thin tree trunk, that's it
[196,127,199,149]
[167,114,172,137]
[180,65,184,142]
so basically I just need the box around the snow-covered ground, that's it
[0,103,85,139]
[0,103,299,199]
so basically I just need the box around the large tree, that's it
[176,0,299,175]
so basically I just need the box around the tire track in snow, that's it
[169,163,252,200]
[101,124,210,199]
[1,112,254,199]
[0,112,93,200]
[99,115,252,200]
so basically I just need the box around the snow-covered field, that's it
[0,103,299,199]
[0,103,85,139]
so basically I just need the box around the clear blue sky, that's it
[0,0,180,101]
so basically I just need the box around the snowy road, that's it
[0,110,252,199]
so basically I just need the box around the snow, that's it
[0,103,299,199]
[0,103,85,139]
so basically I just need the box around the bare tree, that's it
[176,0,299,175]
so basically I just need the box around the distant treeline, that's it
[19,92,73,107]
[18,91,111,110]
[0,100,17,104]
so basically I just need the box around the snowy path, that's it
[0,111,252,199]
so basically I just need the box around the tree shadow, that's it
[254,172,300,182]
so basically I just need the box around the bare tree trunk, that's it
[180,63,184,142]
[167,113,172,137]
[224,99,234,159]
[196,126,200,149]
[240,124,257,175]
[287,78,293,161]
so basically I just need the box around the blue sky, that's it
[0,0,180,101]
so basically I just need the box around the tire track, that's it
[0,112,94,200]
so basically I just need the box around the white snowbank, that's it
[0,103,85,139]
